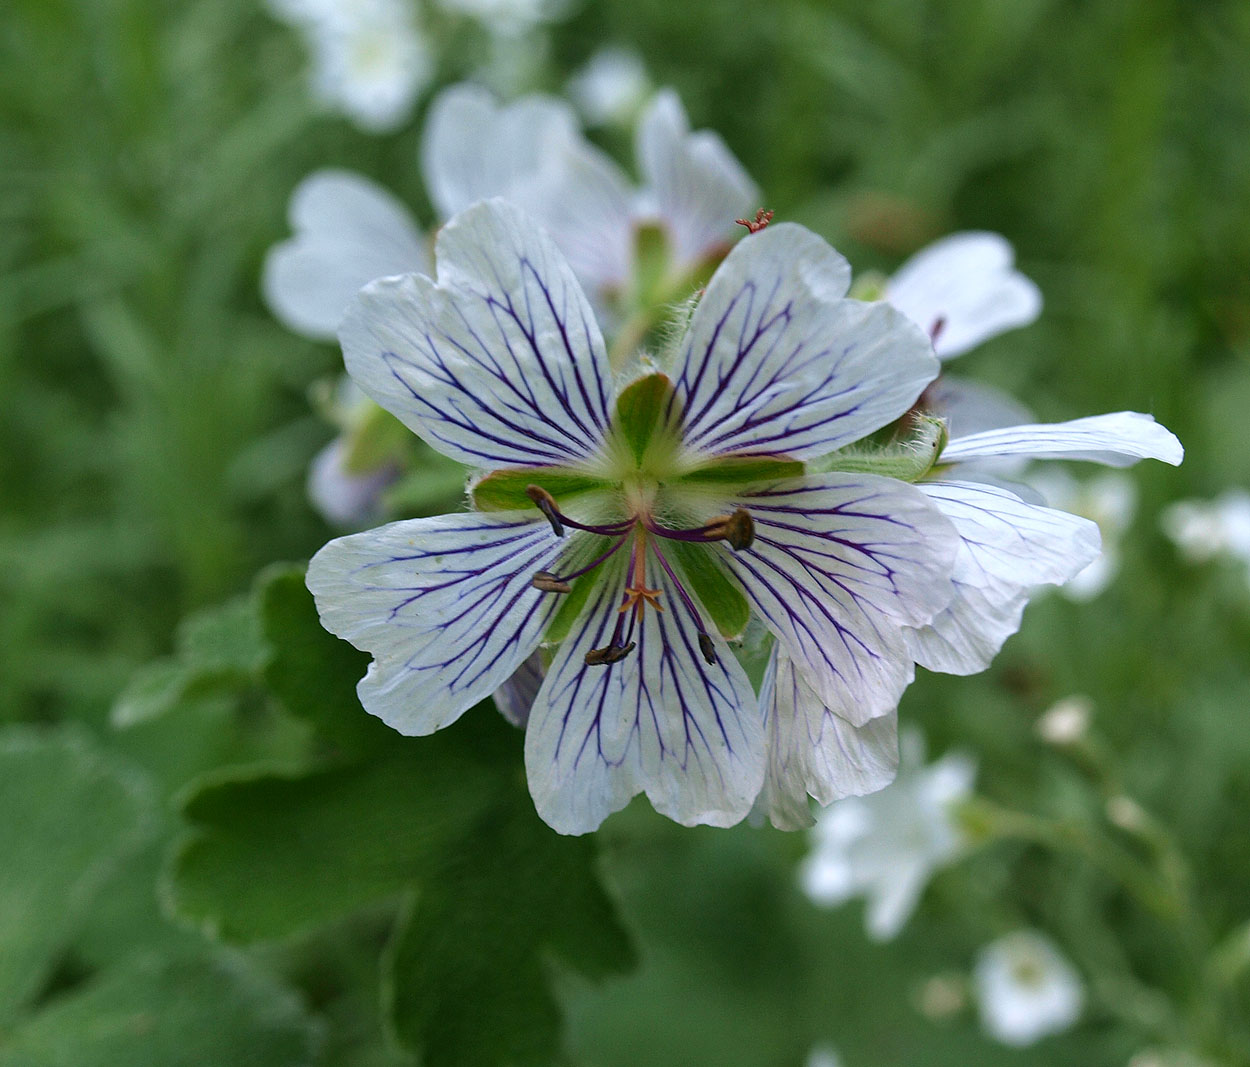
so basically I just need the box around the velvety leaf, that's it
[384,795,636,1067]
[0,950,322,1067]
[164,735,500,942]
[0,727,156,1022]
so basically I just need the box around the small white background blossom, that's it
[973,930,1083,1046]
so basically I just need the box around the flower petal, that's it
[941,412,1184,467]
[635,89,759,270]
[674,224,939,461]
[305,512,563,735]
[262,170,430,340]
[525,552,764,835]
[886,232,1042,359]
[339,199,614,470]
[757,648,899,831]
[493,651,545,728]
[517,138,637,295]
[721,473,958,725]
[419,83,581,219]
[905,480,1101,674]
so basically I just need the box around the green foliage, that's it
[164,568,636,1062]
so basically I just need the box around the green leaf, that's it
[0,727,156,1022]
[165,740,498,943]
[663,540,751,639]
[258,564,392,756]
[0,950,323,1067]
[384,798,636,1067]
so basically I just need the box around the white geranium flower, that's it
[885,232,1042,360]
[799,731,975,940]
[1029,468,1137,600]
[1161,490,1250,570]
[974,930,1083,1046]
[307,200,963,834]
[272,0,432,133]
[568,47,651,128]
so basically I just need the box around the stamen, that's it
[929,316,946,345]
[525,484,564,537]
[532,571,572,593]
[647,508,755,551]
[698,633,716,666]
[585,641,636,666]
[649,540,718,666]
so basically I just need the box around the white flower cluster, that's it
[263,84,1182,838]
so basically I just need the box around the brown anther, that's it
[735,209,775,234]
[707,508,755,551]
[697,633,717,666]
[584,642,636,666]
[525,484,564,537]
[532,571,572,594]
[929,316,946,345]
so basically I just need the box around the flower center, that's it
[525,483,754,667]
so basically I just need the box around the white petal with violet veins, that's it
[306,512,563,735]
[757,648,898,831]
[941,412,1184,468]
[905,480,1100,674]
[525,552,764,835]
[720,473,958,725]
[674,223,939,462]
[339,199,614,470]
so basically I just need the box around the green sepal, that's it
[470,466,608,512]
[676,455,805,488]
[611,373,682,466]
[664,540,750,640]
[541,538,618,646]
[814,414,947,483]
[342,403,411,474]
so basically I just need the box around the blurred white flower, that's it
[568,48,650,128]
[1030,468,1137,600]
[263,169,430,340]
[1035,695,1092,746]
[973,930,1083,1046]
[799,731,975,940]
[432,0,569,36]
[805,1044,844,1067]
[307,436,399,526]
[1161,490,1250,571]
[271,0,432,133]
[885,232,1042,360]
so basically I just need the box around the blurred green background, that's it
[2,0,1248,1064]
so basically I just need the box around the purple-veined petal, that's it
[757,647,899,831]
[306,511,564,735]
[905,480,1101,674]
[493,651,545,728]
[886,231,1042,360]
[673,224,939,461]
[339,199,614,470]
[635,89,759,270]
[941,412,1184,468]
[525,551,764,835]
[262,169,430,340]
[720,473,958,725]
[419,83,582,219]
